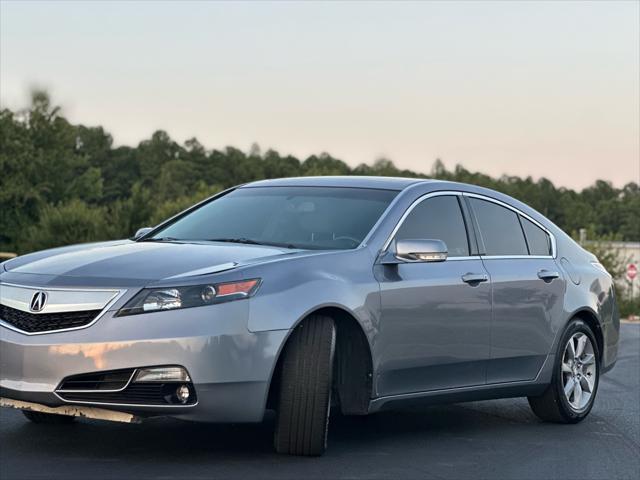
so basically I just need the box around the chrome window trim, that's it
[0,282,128,336]
[55,369,138,394]
[446,256,482,261]
[381,191,557,259]
[381,191,464,252]
[463,192,557,258]
[480,255,555,260]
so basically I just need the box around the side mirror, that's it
[395,239,448,262]
[133,227,153,239]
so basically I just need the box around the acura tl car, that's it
[0,176,619,456]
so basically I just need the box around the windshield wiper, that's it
[208,238,297,249]
[208,237,263,245]
[139,236,181,242]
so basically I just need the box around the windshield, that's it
[147,186,398,250]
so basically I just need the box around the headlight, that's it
[117,279,261,316]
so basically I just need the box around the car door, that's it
[466,195,566,383]
[375,193,492,396]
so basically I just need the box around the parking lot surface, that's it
[1,323,638,480]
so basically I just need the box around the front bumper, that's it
[0,299,288,422]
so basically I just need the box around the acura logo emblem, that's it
[29,291,47,312]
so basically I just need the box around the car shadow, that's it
[4,398,634,480]
[1,400,541,461]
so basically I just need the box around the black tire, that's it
[23,410,76,424]
[528,318,600,423]
[274,315,336,456]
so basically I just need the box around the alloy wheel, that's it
[561,332,597,411]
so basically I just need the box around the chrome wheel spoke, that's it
[575,334,587,358]
[564,377,576,397]
[566,338,576,360]
[581,353,595,366]
[561,361,572,373]
[573,380,583,407]
[580,374,594,393]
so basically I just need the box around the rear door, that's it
[376,193,492,396]
[466,195,566,383]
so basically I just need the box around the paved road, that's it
[1,324,638,480]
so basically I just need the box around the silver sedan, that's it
[0,176,619,456]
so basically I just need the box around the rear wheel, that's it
[528,318,600,423]
[22,410,75,424]
[274,315,336,456]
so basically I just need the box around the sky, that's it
[1,0,638,190]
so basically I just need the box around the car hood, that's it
[1,240,304,285]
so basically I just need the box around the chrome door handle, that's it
[537,270,560,281]
[462,273,489,285]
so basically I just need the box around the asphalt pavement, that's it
[1,323,638,480]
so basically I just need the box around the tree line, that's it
[1,91,638,256]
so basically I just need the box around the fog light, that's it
[134,367,191,383]
[176,384,191,404]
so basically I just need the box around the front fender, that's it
[246,248,380,336]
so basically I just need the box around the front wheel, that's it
[274,315,336,456]
[528,318,600,423]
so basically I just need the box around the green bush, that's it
[618,296,640,319]
[18,200,114,252]
[149,184,222,226]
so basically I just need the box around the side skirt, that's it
[369,353,555,413]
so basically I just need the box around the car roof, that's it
[242,176,436,191]
[240,176,560,234]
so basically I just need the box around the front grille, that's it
[58,383,197,406]
[0,304,101,333]
[58,369,135,392]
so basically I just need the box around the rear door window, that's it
[469,198,528,256]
